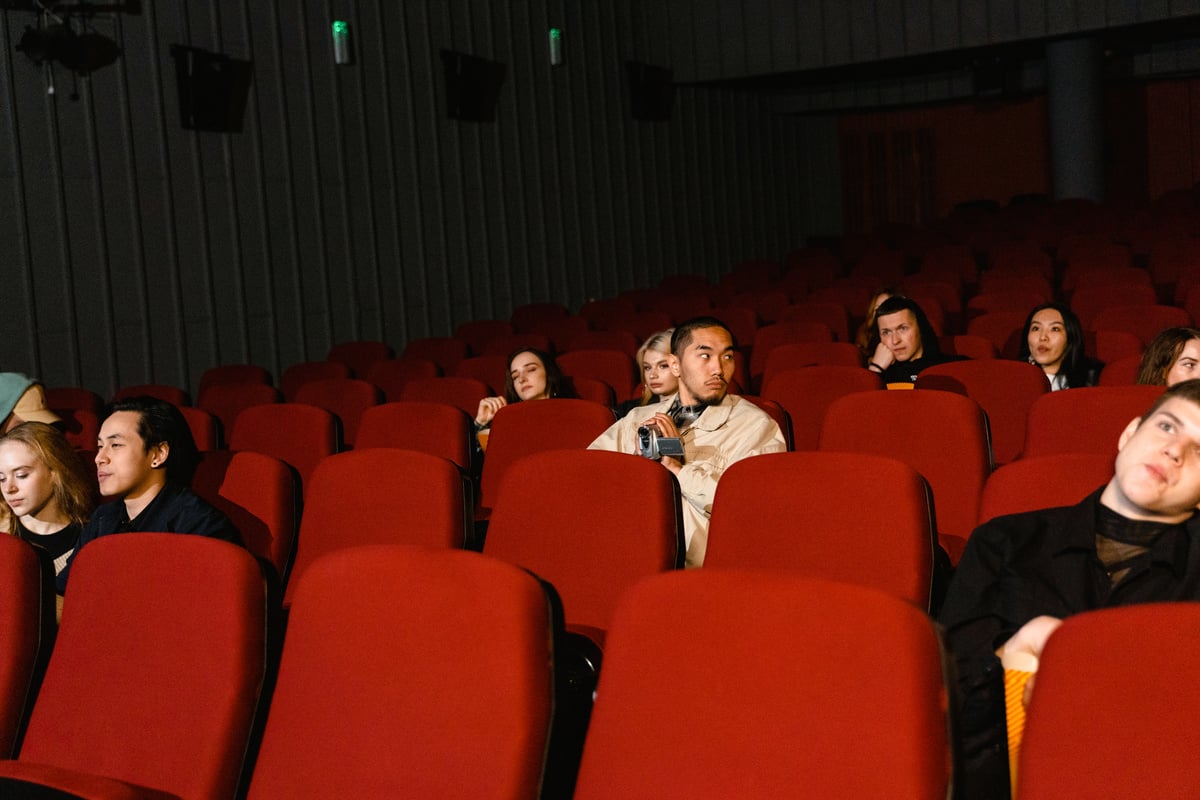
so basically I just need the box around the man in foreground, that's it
[939,379,1200,799]
[589,316,785,566]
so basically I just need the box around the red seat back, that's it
[248,546,556,799]
[11,535,266,799]
[286,449,467,605]
[486,450,682,638]
[574,572,950,799]
[707,452,934,608]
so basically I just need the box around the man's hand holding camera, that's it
[637,413,684,475]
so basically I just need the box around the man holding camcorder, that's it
[589,316,786,567]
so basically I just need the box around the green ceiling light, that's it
[332,20,352,65]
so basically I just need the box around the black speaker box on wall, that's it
[627,61,673,121]
[171,45,252,133]
[441,50,506,122]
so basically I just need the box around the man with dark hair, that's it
[866,296,959,384]
[940,379,1200,799]
[589,316,786,566]
[56,396,239,591]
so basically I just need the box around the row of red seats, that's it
[3,528,1190,797]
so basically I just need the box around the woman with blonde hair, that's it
[0,421,95,577]
[617,329,678,418]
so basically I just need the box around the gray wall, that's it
[0,1,833,397]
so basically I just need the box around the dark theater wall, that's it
[0,2,826,396]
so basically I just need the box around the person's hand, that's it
[646,413,683,474]
[998,615,1063,706]
[475,396,506,427]
[869,342,894,370]
[647,413,680,438]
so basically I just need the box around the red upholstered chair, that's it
[284,449,468,605]
[356,402,475,473]
[210,450,300,585]
[568,376,618,407]
[326,339,393,378]
[1091,304,1192,347]
[196,382,283,445]
[279,360,351,402]
[53,407,100,451]
[197,364,271,397]
[180,405,221,451]
[399,376,490,417]
[706,452,934,608]
[1017,604,1200,799]
[453,354,506,394]
[366,356,441,401]
[916,359,1048,465]
[820,389,992,563]
[479,332,553,357]
[401,336,468,374]
[557,350,638,402]
[966,289,1048,319]
[573,572,951,800]
[749,321,837,391]
[967,311,1028,359]
[293,377,383,447]
[113,383,190,406]
[0,535,266,799]
[0,536,53,759]
[1022,385,1165,459]
[247,546,557,799]
[649,293,713,325]
[44,386,102,415]
[905,278,964,334]
[479,399,616,514]
[532,316,592,352]
[941,334,999,360]
[229,402,340,488]
[579,298,636,329]
[713,305,759,350]
[1090,329,1144,364]
[978,453,1113,525]
[511,301,569,332]
[1098,354,1142,386]
[453,319,514,355]
[485,450,682,648]
[777,301,851,342]
[761,342,864,377]
[564,329,640,359]
[738,396,794,451]
[761,366,882,451]
[602,310,673,341]
[1070,283,1157,329]
[728,289,791,325]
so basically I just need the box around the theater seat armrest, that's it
[0,760,181,800]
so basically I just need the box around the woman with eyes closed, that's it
[474,348,572,432]
[1137,327,1200,387]
[0,422,94,580]
[616,329,678,419]
[1017,302,1100,391]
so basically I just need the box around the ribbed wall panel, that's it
[0,1,816,396]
